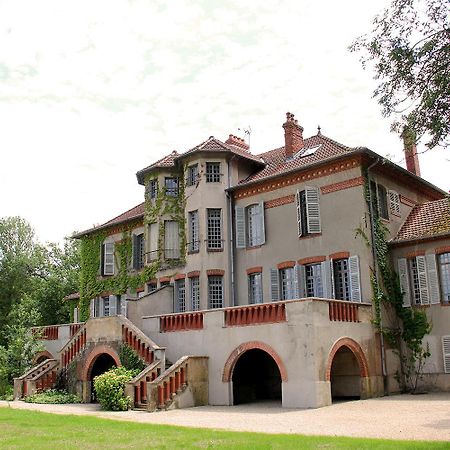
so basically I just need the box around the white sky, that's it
[0,0,448,244]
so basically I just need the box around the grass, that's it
[0,407,449,449]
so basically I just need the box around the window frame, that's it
[207,208,223,250]
[186,164,199,187]
[208,275,223,309]
[103,242,115,276]
[147,179,158,199]
[164,220,180,259]
[205,162,221,183]
[438,252,450,303]
[279,267,296,300]
[248,272,263,304]
[175,279,186,313]
[304,263,323,298]
[332,258,351,301]
[190,276,200,311]
[164,177,179,197]
[188,210,200,253]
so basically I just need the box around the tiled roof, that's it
[73,202,145,237]
[393,198,450,242]
[136,151,179,177]
[241,134,354,184]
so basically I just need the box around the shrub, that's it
[118,343,145,375]
[93,367,133,411]
[24,389,81,404]
[0,384,13,401]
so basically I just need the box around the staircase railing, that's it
[125,360,162,408]
[60,324,87,367]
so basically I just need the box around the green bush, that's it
[0,384,13,401]
[118,343,145,375]
[93,367,133,411]
[24,389,81,404]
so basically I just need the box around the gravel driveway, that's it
[2,393,450,442]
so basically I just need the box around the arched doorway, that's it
[232,349,282,405]
[89,353,117,401]
[330,346,361,401]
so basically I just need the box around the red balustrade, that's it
[62,328,87,367]
[70,323,83,337]
[121,325,154,364]
[224,303,286,327]
[32,326,59,340]
[160,312,204,332]
[328,301,359,322]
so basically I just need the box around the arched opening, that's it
[89,353,117,402]
[232,349,282,405]
[330,346,361,402]
[36,354,50,364]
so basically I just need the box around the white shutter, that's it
[165,221,180,259]
[109,295,117,316]
[235,206,246,248]
[99,297,105,317]
[305,186,321,234]
[259,201,266,245]
[349,255,362,302]
[426,254,441,305]
[89,299,95,318]
[104,243,115,275]
[270,268,279,301]
[297,264,306,298]
[388,190,400,215]
[398,258,411,307]
[120,296,127,317]
[321,260,333,299]
[149,223,158,261]
[416,256,429,305]
[443,336,450,374]
[296,190,302,237]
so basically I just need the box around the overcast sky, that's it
[1,0,448,244]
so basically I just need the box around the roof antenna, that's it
[238,126,252,146]
[317,125,322,135]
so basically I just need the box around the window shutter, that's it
[388,190,400,215]
[100,244,105,275]
[270,268,279,301]
[132,234,139,269]
[349,255,362,302]
[321,260,333,299]
[120,296,127,317]
[165,221,180,259]
[99,297,105,317]
[305,186,321,234]
[398,258,411,307]
[89,299,95,318]
[259,201,266,245]
[296,190,302,237]
[416,255,429,305]
[109,295,117,316]
[443,336,450,374]
[296,264,306,298]
[235,206,246,248]
[426,254,441,305]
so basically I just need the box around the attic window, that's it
[296,145,321,158]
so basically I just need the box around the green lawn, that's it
[0,408,449,449]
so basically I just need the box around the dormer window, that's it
[206,162,221,183]
[165,177,178,197]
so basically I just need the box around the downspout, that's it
[367,158,388,395]
[226,158,236,307]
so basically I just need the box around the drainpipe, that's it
[367,158,388,396]
[226,158,236,307]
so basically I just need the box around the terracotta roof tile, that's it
[393,198,450,242]
[136,150,179,177]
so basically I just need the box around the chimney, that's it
[402,127,421,177]
[283,112,304,159]
[225,134,250,151]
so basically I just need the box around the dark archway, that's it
[232,349,282,405]
[89,353,117,402]
[330,346,361,402]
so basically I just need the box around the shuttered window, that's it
[398,258,411,306]
[333,259,351,301]
[103,243,115,275]
[235,206,246,248]
[248,273,263,304]
[148,223,158,261]
[296,187,321,236]
[247,203,265,247]
[165,177,178,197]
[377,184,389,220]
[426,254,441,304]
[270,268,279,301]
[280,267,296,300]
[438,253,450,303]
[443,336,450,374]
[305,263,323,297]
[133,233,144,270]
[388,190,400,215]
[165,220,180,259]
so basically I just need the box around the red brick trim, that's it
[406,250,425,258]
[187,271,201,278]
[329,251,350,260]
[435,246,450,255]
[222,341,288,382]
[325,337,369,381]
[277,261,296,270]
[147,278,157,284]
[400,195,416,207]
[173,273,186,280]
[159,276,171,283]
[246,266,263,275]
[264,194,295,209]
[321,176,365,195]
[81,345,121,381]
[136,286,145,293]
[32,350,53,365]
[297,256,326,265]
[234,157,362,199]
[207,269,225,276]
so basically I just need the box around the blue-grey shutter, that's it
[259,201,266,245]
[416,256,429,305]
[349,255,362,302]
[305,186,321,234]
[398,258,411,307]
[443,336,450,374]
[89,299,95,318]
[296,190,302,237]
[321,260,333,299]
[109,295,117,316]
[235,206,246,248]
[270,268,279,301]
[99,297,105,317]
[120,296,127,317]
[296,264,306,298]
[426,254,441,305]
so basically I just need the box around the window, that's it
[147,179,158,199]
[248,273,263,304]
[206,162,221,182]
[165,220,180,259]
[160,280,170,287]
[102,242,114,275]
[207,208,222,250]
[103,296,111,316]
[295,186,321,237]
[165,177,178,196]
[438,253,450,303]
[187,164,199,186]
[175,279,186,312]
[147,282,157,293]
[280,267,296,300]
[190,277,200,311]
[333,259,351,301]
[370,181,389,220]
[133,233,144,270]
[305,263,323,297]
[235,202,265,248]
[388,190,400,215]
[148,223,158,262]
[208,276,223,308]
[188,210,199,252]
[443,336,450,374]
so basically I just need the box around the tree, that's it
[350,0,450,149]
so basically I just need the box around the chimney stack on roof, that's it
[225,134,250,151]
[283,112,304,159]
[402,127,421,177]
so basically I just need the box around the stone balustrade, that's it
[224,303,286,327]
[328,301,360,322]
[160,312,204,332]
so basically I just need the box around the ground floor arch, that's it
[33,350,53,365]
